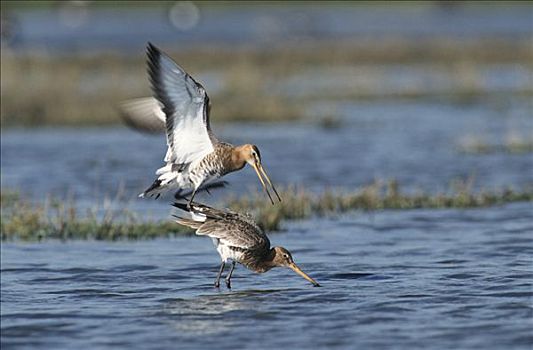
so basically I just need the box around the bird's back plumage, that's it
[173,202,270,265]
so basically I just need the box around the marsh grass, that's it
[0,192,192,241]
[227,180,533,231]
[4,179,528,241]
[458,133,533,155]
[2,39,532,127]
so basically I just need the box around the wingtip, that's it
[146,43,163,99]
[146,41,158,53]
[146,43,160,68]
[172,202,189,211]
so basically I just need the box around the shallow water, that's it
[2,203,532,349]
[2,4,532,349]
[4,5,532,52]
[1,96,532,219]
[2,76,532,349]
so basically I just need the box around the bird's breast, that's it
[216,144,245,174]
[214,241,245,263]
[188,152,224,184]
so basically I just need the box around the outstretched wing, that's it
[197,219,270,251]
[146,43,215,166]
[172,202,270,251]
[118,97,166,134]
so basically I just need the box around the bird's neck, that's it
[244,248,276,273]
[229,146,248,171]
[255,248,277,272]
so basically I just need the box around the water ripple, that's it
[2,204,532,349]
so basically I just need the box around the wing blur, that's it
[119,97,166,134]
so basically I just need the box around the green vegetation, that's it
[2,180,532,241]
[0,192,192,241]
[227,180,533,231]
[458,133,533,155]
[0,50,305,127]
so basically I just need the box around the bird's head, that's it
[237,144,281,205]
[271,246,320,287]
[240,144,261,165]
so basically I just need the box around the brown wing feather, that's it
[173,202,270,251]
[196,219,269,251]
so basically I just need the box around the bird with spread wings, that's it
[128,43,280,207]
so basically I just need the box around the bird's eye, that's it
[284,254,289,259]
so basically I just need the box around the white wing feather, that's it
[147,43,214,167]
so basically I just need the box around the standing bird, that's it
[137,43,281,206]
[173,202,320,288]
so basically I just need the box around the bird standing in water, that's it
[137,43,281,206]
[173,202,320,288]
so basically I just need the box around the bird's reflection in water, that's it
[163,289,291,335]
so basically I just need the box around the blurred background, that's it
[1,0,532,216]
[2,2,533,349]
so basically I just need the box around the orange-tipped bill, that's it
[289,263,320,287]
[251,161,282,204]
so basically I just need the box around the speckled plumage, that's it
[138,44,280,203]
[187,142,243,190]
[174,203,270,272]
[173,202,320,288]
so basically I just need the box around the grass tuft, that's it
[0,192,192,241]
[228,179,532,231]
[2,180,532,241]
[458,133,533,155]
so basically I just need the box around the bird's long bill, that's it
[289,263,321,287]
[252,161,282,204]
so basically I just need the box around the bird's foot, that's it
[214,281,220,288]
[225,279,231,289]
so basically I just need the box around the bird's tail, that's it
[139,179,165,199]
[140,175,228,200]
[174,217,204,230]
[173,201,231,220]
[172,201,209,228]
[139,164,184,199]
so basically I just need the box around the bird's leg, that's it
[225,261,236,289]
[214,261,225,288]
[187,188,198,210]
